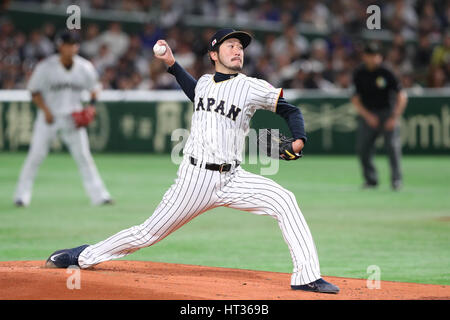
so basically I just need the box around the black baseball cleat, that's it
[291,278,340,294]
[45,244,89,268]
[14,200,25,207]
[101,198,115,205]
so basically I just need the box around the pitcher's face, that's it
[211,38,244,72]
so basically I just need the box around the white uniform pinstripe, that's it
[14,54,111,206]
[78,73,321,285]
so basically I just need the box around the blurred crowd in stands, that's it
[1,0,450,91]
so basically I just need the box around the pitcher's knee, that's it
[279,189,297,203]
[272,188,303,218]
[269,188,297,209]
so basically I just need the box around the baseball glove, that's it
[258,128,303,161]
[72,106,96,128]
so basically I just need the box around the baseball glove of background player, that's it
[258,128,303,161]
[72,106,96,128]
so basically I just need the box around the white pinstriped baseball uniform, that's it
[78,72,321,285]
[14,54,111,206]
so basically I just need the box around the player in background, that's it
[45,29,339,294]
[13,31,113,207]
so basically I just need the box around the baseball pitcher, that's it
[14,31,113,207]
[45,29,339,294]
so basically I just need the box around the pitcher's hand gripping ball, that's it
[258,128,303,161]
[153,43,167,56]
[72,106,96,128]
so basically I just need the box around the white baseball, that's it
[153,43,167,56]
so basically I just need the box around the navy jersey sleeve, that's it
[167,62,197,102]
[276,97,307,143]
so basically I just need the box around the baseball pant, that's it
[78,155,321,285]
[356,114,402,185]
[14,111,111,205]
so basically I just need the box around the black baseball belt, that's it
[189,156,240,173]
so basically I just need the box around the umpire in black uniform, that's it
[351,42,408,190]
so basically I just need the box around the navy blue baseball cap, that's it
[208,28,252,51]
[55,30,81,46]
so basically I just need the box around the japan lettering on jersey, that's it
[27,54,101,116]
[183,73,282,164]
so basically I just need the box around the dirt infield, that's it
[0,261,449,300]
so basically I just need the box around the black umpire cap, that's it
[55,30,81,46]
[208,28,252,51]
[364,42,382,55]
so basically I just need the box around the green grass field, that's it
[0,152,449,285]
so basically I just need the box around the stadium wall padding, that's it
[0,90,449,154]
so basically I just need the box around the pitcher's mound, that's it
[0,261,448,300]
